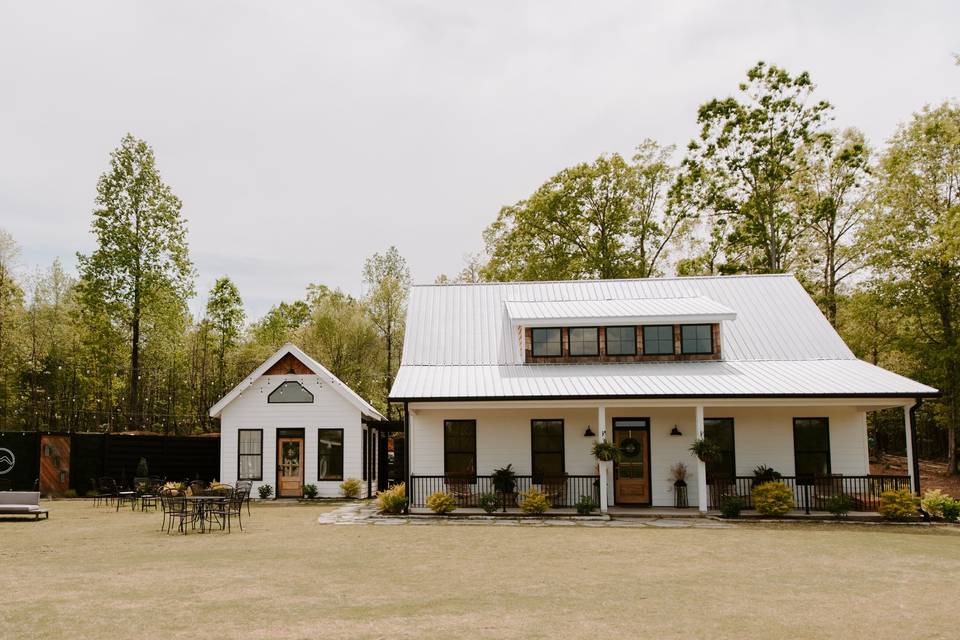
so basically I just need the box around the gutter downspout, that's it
[403,401,410,514]
[909,398,923,495]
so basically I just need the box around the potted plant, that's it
[670,462,689,508]
[752,464,782,485]
[689,437,721,463]
[492,464,517,512]
[591,441,623,463]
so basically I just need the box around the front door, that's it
[39,435,70,496]
[614,419,650,505]
[277,437,304,497]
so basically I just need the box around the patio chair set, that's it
[91,476,165,511]
[160,481,252,535]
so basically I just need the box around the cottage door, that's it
[613,419,650,505]
[277,437,304,497]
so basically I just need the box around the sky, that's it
[1,1,958,319]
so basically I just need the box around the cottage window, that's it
[444,420,476,476]
[267,380,314,403]
[793,418,830,479]
[317,429,344,481]
[643,325,674,355]
[531,419,564,480]
[238,429,263,480]
[531,328,562,357]
[605,326,637,356]
[704,418,735,483]
[568,327,599,356]
[681,324,713,354]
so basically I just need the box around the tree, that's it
[362,247,411,419]
[862,102,960,473]
[251,300,310,351]
[206,277,245,396]
[0,229,23,429]
[482,141,689,281]
[679,61,833,273]
[76,134,194,425]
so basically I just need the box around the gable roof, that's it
[209,343,386,421]
[390,274,938,400]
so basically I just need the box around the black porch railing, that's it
[409,475,600,510]
[707,474,910,513]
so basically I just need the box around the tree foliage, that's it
[363,247,411,418]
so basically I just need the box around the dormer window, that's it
[643,325,675,355]
[606,326,637,356]
[681,324,713,354]
[268,381,315,403]
[569,327,599,356]
[531,328,562,357]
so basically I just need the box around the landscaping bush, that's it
[920,489,952,519]
[478,492,499,514]
[302,484,318,499]
[63,489,78,499]
[825,493,855,518]
[719,494,744,518]
[879,487,918,521]
[575,495,597,515]
[942,498,960,523]
[752,481,793,516]
[135,457,149,478]
[426,491,457,514]
[376,483,407,514]
[340,478,362,499]
[85,489,99,498]
[258,484,273,499]
[518,488,550,515]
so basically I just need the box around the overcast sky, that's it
[2,1,958,319]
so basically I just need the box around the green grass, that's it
[2,501,959,639]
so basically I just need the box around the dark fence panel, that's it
[104,435,220,486]
[0,431,38,491]
[70,433,106,494]
[708,475,911,512]
[410,475,600,510]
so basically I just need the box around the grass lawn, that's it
[2,501,959,639]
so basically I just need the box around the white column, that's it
[903,402,916,494]
[597,405,608,513]
[696,405,707,513]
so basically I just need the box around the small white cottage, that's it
[210,343,385,498]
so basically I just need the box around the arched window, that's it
[267,381,314,404]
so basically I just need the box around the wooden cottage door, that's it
[277,436,304,497]
[39,434,70,496]
[613,419,650,505]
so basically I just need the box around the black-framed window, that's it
[704,418,735,483]
[606,326,637,356]
[681,324,713,354]
[531,419,564,480]
[569,327,599,356]
[317,429,344,481]
[238,429,263,480]
[444,420,476,476]
[643,325,674,355]
[268,380,315,403]
[531,328,562,357]
[793,418,830,479]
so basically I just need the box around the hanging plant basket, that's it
[689,438,721,463]
[591,441,623,463]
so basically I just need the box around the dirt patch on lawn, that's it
[871,454,960,497]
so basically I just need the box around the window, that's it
[704,418,735,483]
[362,428,368,481]
[606,326,637,356]
[444,420,476,476]
[681,324,713,354]
[531,419,564,480]
[268,380,314,403]
[531,328,562,357]
[793,418,830,479]
[317,429,344,480]
[643,325,674,355]
[569,327,599,356]
[238,429,263,480]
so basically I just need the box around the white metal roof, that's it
[210,343,386,421]
[390,274,938,400]
[504,296,736,327]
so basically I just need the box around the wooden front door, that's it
[277,437,304,497]
[614,419,650,505]
[40,435,70,496]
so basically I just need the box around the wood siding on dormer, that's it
[524,324,721,364]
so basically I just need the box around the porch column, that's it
[597,405,608,514]
[903,401,917,494]
[695,405,707,513]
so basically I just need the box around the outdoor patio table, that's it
[184,496,227,533]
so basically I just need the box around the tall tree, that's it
[0,229,24,429]
[76,134,194,425]
[206,277,245,397]
[362,247,411,419]
[482,141,689,280]
[679,61,833,272]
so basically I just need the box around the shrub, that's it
[85,489,99,498]
[63,489,78,499]
[941,498,960,523]
[258,484,273,499]
[340,478,362,499]
[376,483,407,514]
[302,484,318,499]
[879,487,918,521]
[519,488,550,515]
[825,493,855,518]
[135,457,149,478]
[478,492,499,514]
[575,495,597,515]
[426,491,457,514]
[920,489,952,519]
[591,441,622,463]
[752,481,793,516]
[719,494,744,518]
[492,464,517,493]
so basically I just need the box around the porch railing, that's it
[707,474,911,513]
[409,474,600,510]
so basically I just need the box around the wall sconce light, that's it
[583,425,595,437]
[670,425,683,436]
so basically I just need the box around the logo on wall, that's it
[0,447,15,475]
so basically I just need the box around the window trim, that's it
[680,324,713,355]
[605,326,637,356]
[267,380,315,404]
[443,419,477,477]
[317,428,345,482]
[237,429,263,481]
[703,417,735,483]
[530,327,564,358]
[530,418,565,481]
[792,417,831,481]
[642,324,675,355]
[568,327,600,357]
